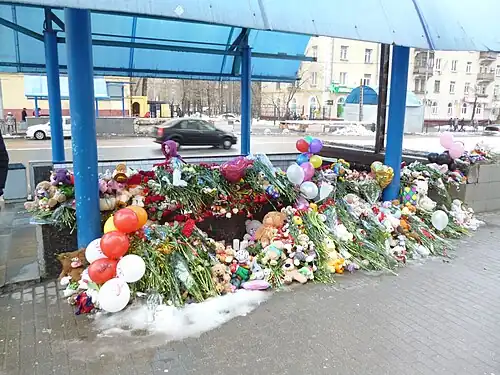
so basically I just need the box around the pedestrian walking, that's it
[0,129,8,199]
[5,112,16,134]
[453,117,459,132]
[459,118,465,132]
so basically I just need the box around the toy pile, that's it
[27,135,484,315]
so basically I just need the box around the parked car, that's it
[218,113,240,123]
[154,118,237,149]
[484,124,500,136]
[26,116,71,140]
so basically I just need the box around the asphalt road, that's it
[4,135,366,165]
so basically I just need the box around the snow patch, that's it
[333,125,374,136]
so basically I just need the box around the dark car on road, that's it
[154,118,237,149]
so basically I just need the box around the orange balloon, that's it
[113,208,140,233]
[128,205,148,227]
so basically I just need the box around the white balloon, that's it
[85,238,106,263]
[431,210,449,231]
[117,254,146,283]
[98,278,130,313]
[319,183,334,201]
[286,163,305,185]
[300,181,319,200]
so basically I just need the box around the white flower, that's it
[232,208,239,214]
[220,208,227,214]
[226,213,232,219]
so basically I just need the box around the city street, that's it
[4,133,497,166]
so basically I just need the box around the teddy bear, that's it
[261,240,286,266]
[239,219,261,251]
[129,185,145,207]
[215,242,235,264]
[47,189,67,208]
[282,258,308,284]
[24,181,59,211]
[116,187,132,207]
[255,211,286,247]
[50,169,72,186]
[211,264,233,295]
[57,249,87,287]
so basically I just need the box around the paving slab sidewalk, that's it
[1,213,500,375]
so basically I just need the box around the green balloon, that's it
[304,135,314,143]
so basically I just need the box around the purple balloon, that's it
[301,162,315,181]
[309,139,323,154]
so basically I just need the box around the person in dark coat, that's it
[0,130,8,197]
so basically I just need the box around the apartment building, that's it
[411,50,500,122]
[260,37,380,119]
[261,38,500,122]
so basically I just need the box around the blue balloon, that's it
[296,153,310,165]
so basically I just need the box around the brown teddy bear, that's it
[255,211,286,247]
[211,264,233,295]
[57,249,87,284]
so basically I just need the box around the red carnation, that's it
[181,219,196,237]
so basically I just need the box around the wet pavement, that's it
[0,203,39,288]
[1,212,500,374]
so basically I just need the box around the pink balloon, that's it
[295,196,310,211]
[440,132,454,149]
[300,162,315,181]
[449,142,465,159]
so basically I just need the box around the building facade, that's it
[261,37,500,123]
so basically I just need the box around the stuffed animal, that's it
[211,264,232,295]
[99,195,116,211]
[47,190,67,208]
[215,242,235,264]
[116,187,132,207]
[51,169,72,186]
[112,164,128,183]
[57,249,87,285]
[282,258,308,284]
[255,211,286,247]
[129,185,145,207]
[261,241,286,266]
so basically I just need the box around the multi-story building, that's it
[261,38,500,123]
[411,50,500,123]
[261,37,380,119]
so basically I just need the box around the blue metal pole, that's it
[43,10,65,162]
[34,97,39,117]
[95,99,99,118]
[382,46,410,201]
[121,85,125,117]
[240,35,251,156]
[64,8,100,247]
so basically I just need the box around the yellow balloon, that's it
[103,215,117,234]
[310,155,323,169]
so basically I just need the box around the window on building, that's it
[480,64,487,73]
[434,80,440,93]
[494,85,499,97]
[289,98,297,115]
[311,72,318,86]
[449,81,456,94]
[276,82,281,90]
[461,103,467,115]
[464,82,470,94]
[364,49,372,64]
[435,58,441,70]
[431,101,438,115]
[340,46,348,60]
[447,103,453,116]
[496,65,500,77]
[363,74,371,86]
[479,85,486,95]
[476,103,482,115]
[311,46,318,59]
[414,78,421,92]
[466,62,472,74]
[339,72,348,85]
[451,60,458,72]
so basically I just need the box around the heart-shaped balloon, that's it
[318,182,334,201]
[221,157,252,183]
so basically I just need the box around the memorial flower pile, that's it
[29,135,484,315]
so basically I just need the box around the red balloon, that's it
[296,139,309,153]
[100,231,130,259]
[88,258,117,285]
[113,208,140,233]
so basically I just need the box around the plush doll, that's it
[57,249,87,286]
[112,164,129,183]
[47,190,67,208]
[240,219,261,251]
[261,241,286,266]
[282,258,308,284]
[50,169,72,186]
[211,264,233,295]
[255,211,286,247]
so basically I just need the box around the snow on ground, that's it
[333,125,374,136]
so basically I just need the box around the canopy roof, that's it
[1,0,499,52]
[24,75,110,99]
[0,4,312,81]
[346,86,422,107]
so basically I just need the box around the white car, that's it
[218,113,240,123]
[26,116,72,140]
